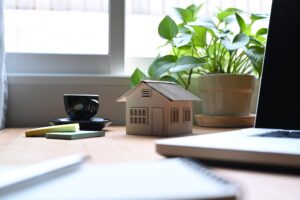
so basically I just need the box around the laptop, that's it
[156,0,300,169]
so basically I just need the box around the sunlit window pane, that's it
[4,0,109,54]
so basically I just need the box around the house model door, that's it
[152,108,163,136]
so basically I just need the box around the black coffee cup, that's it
[64,94,99,120]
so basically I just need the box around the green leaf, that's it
[235,13,246,33]
[256,36,267,44]
[174,8,193,23]
[173,34,192,48]
[130,68,148,88]
[251,13,269,22]
[256,28,268,35]
[159,75,179,83]
[192,26,207,47]
[250,35,267,46]
[212,29,230,39]
[177,45,192,50]
[187,4,203,20]
[177,23,191,34]
[174,47,193,57]
[190,16,220,39]
[170,56,207,73]
[221,33,250,51]
[223,15,236,25]
[249,37,264,46]
[150,55,177,79]
[148,55,160,78]
[217,8,243,22]
[244,46,265,77]
[189,16,216,29]
[158,16,178,40]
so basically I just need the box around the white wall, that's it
[6,75,130,127]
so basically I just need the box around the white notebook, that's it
[0,158,239,200]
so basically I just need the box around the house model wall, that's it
[117,80,200,137]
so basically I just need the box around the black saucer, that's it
[49,118,112,131]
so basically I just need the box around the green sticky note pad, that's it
[25,123,80,137]
[46,130,105,140]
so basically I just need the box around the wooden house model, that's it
[117,80,200,137]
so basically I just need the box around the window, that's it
[129,108,148,125]
[141,89,151,97]
[183,108,191,122]
[4,0,272,75]
[171,108,179,124]
[5,1,109,54]
[4,0,124,74]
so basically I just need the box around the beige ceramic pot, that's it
[198,74,256,116]
[250,78,260,114]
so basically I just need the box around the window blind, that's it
[5,0,272,13]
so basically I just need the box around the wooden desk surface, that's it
[0,126,299,200]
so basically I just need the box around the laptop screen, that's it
[255,0,300,129]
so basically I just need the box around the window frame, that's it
[129,107,148,125]
[183,107,191,122]
[5,0,125,75]
[170,108,179,124]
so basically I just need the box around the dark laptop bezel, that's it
[255,0,300,130]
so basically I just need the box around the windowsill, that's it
[7,73,130,85]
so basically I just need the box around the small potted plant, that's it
[131,4,268,117]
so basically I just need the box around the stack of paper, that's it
[0,158,239,200]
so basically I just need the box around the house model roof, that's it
[117,80,200,102]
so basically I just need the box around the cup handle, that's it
[88,99,99,114]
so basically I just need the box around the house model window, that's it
[171,109,179,124]
[183,108,191,122]
[129,108,148,125]
[142,89,152,97]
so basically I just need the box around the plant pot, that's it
[198,74,256,116]
[186,75,202,117]
[250,78,260,114]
